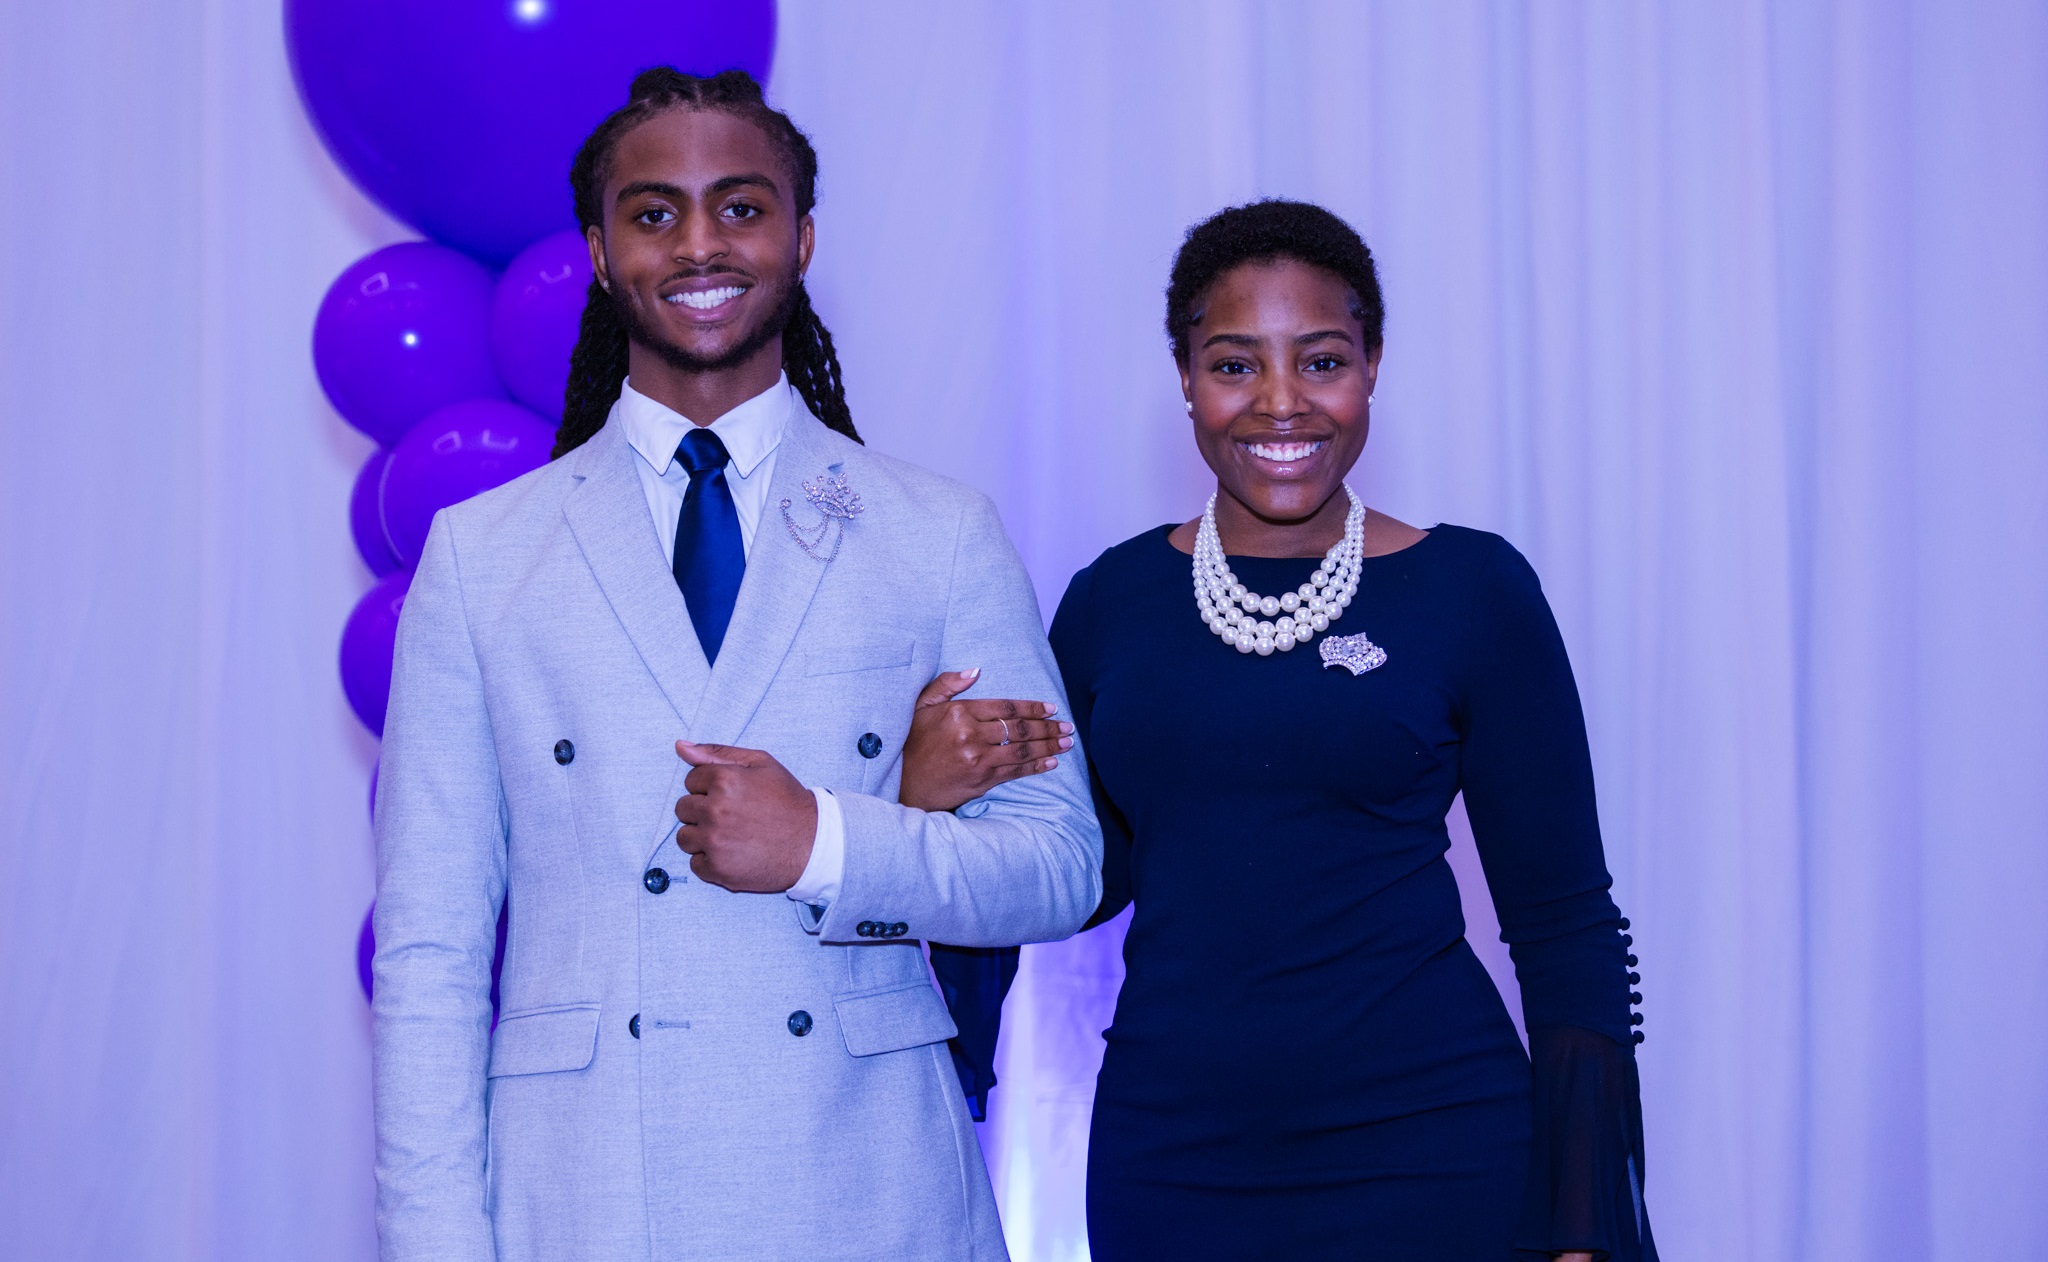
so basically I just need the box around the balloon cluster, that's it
[283,0,775,1002]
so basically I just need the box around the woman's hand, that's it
[899,669,1073,812]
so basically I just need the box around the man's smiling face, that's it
[588,107,813,373]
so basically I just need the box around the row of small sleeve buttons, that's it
[856,920,909,939]
[1621,917,1644,1045]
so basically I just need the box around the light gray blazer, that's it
[371,411,1102,1262]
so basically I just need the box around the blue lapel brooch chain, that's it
[780,470,864,563]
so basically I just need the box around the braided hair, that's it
[553,68,858,459]
[1165,199,1385,365]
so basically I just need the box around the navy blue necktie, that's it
[672,428,745,664]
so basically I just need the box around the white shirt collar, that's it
[618,373,795,480]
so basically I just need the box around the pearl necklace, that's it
[1193,486,1365,655]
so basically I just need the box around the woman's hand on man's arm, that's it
[898,669,1072,812]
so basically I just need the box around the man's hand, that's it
[898,668,1072,812]
[672,741,818,893]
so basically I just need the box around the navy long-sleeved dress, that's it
[1049,524,1656,1262]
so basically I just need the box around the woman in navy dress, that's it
[1046,201,1656,1261]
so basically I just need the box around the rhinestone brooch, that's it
[1319,631,1388,676]
[780,470,864,563]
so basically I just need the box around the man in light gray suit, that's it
[371,68,1101,1261]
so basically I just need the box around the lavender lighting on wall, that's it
[283,0,776,1005]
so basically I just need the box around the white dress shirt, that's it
[613,375,845,907]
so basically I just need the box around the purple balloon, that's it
[286,0,775,264]
[315,243,505,445]
[340,570,411,737]
[357,899,508,1023]
[380,400,555,567]
[491,229,593,419]
[357,904,375,1002]
[350,450,403,575]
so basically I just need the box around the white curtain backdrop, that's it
[3,3,2044,1259]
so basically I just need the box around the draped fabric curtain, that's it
[3,2,2043,1259]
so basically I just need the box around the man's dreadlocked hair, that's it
[552,67,858,459]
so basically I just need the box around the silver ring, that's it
[997,718,1011,746]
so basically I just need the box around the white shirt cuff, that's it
[786,786,844,907]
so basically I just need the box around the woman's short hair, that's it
[1165,199,1386,364]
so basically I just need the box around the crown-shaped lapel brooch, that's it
[779,470,864,563]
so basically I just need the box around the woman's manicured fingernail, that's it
[964,667,981,679]
[1042,758,1059,770]
[1059,722,1074,734]
[1045,703,1059,715]
[1058,737,1074,750]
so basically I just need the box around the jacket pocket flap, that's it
[833,982,958,1058]
[488,1004,600,1078]
[806,639,914,677]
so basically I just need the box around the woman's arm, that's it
[899,670,1071,811]
[1457,537,1656,1262]
[1044,560,1136,930]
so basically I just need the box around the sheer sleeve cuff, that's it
[1514,1024,1658,1261]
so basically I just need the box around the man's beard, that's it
[612,272,801,375]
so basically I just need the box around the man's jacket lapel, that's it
[691,413,837,745]
[562,420,713,728]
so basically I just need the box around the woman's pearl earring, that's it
[1185,399,1195,415]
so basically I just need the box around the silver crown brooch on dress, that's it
[1319,632,1389,675]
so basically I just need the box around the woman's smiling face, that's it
[1180,257,1380,531]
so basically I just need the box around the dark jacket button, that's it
[1630,1012,1643,1026]
[644,868,670,894]
[1626,954,1639,967]
[1630,991,1644,1005]
[1621,933,1633,948]
[554,739,575,765]
[629,1013,641,1039]
[856,920,875,938]
[1628,971,1641,985]
[889,921,908,938]
[857,732,883,759]
[788,1010,813,1037]
[1618,917,1631,931]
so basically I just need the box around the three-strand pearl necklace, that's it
[1194,486,1365,655]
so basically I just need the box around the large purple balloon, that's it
[350,450,403,575]
[286,0,775,264]
[315,243,504,446]
[491,230,593,419]
[340,570,411,737]
[381,399,555,567]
